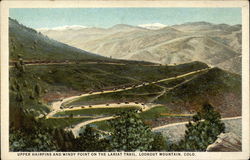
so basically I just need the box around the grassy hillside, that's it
[156,72,201,88]
[155,67,241,117]
[19,61,208,103]
[65,84,163,106]
[9,60,210,126]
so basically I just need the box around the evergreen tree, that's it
[9,56,59,151]
[34,84,41,98]
[52,128,75,151]
[150,132,168,151]
[109,110,154,151]
[9,114,58,151]
[75,125,110,151]
[177,103,225,151]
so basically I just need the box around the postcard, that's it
[1,0,249,160]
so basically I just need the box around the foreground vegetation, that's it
[10,101,225,151]
[169,104,225,151]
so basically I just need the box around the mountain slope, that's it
[128,36,239,66]
[155,67,241,117]
[40,21,241,73]
[37,24,147,54]
[9,18,105,61]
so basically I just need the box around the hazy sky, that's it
[10,8,241,29]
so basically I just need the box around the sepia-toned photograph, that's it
[1,0,249,160]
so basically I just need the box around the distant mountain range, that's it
[138,23,168,30]
[39,21,242,74]
[38,25,89,31]
[37,23,168,31]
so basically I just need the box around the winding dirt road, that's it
[152,116,242,143]
[45,67,211,137]
[69,116,117,137]
[152,116,242,131]
[49,102,157,119]
[46,67,210,118]
[70,116,242,138]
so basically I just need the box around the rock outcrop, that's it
[206,132,241,152]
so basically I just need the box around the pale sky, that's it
[10,8,242,29]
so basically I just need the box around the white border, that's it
[1,1,249,160]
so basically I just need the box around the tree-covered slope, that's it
[9,18,105,61]
[155,67,241,117]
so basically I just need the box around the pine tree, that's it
[34,84,41,97]
[150,132,167,151]
[10,55,58,151]
[179,103,225,151]
[75,125,109,151]
[109,110,154,151]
